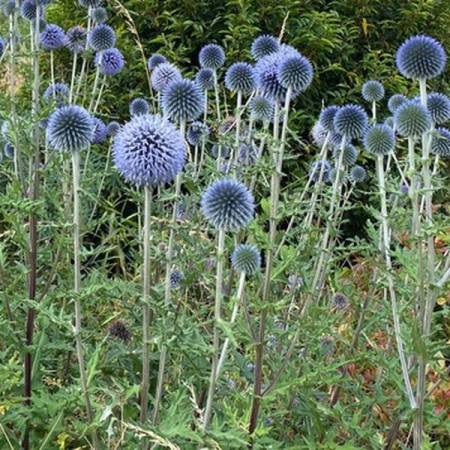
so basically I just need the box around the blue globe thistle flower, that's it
[309,159,331,182]
[2,0,15,16]
[79,0,101,7]
[277,54,314,92]
[388,94,407,114]
[400,182,409,194]
[331,293,349,310]
[431,127,450,158]
[21,0,41,21]
[311,122,328,147]
[394,100,431,137]
[238,142,258,165]
[106,121,121,137]
[0,38,5,57]
[129,98,150,116]
[201,178,254,232]
[231,244,261,274]
[211,144,230,159]
[170,270,184,288]
[361,80,385,102]
[349,165,367,183]
[43,82,69,106]
[195,68,215,91]
[113,114,185,187]
[88,24,115,51]
[199,43,225,70]
[151,62,182,93]
[65,26,86,54]
[251,35,280,60]
[1,121,9,140]
[4,142,14,158]
[333,143,358,166]
[95,48,124,76]
[329,131,344,148]
[161,79,204,121]
[384,116,395,128]
[40,24,65,50]
[225,62,256,94]
[187,121,209,146]
[427,92,450,124]
[147,53,167,71]
[319,105,340,133]
[47,105,93,152]
[333,104,368,139]
[364,124,395,155]
[396,35,447,80]
[249,95,274,123]
[107,319,131,343]
[90,7,107,24]
[91,117,107,144]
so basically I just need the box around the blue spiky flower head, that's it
[249,95,274,123]
[130,98,150,116]
[44,82,69,106]
[277,54,313,92]
[394,100,431,137]
[199,43,225,70]
[238,142,258,165]
[79,0,101,7]
[319,105,339,133]
[88,24,115,51]
[65,26,86,54]
[211,144,230,159]
[91,117,107,144]
[384,116,394,128]
[225,62,256,94]
[427,92,450,124]
[151,62,182,93]
[161,79,204,121]
[364,124,395,155]
[90,7,107,24]
[187,121,209,146]
[0,38,5,57]
[388,94,407,114]
[40,24,65,50]
[361,80,384,102]
[201,178,254,232]
[231,244,261,274]
[106,121,121,137]
[170,270,184,288]
[21,0,41,21]
[333,143,358,166]
[333,104,368,139]
[251,34,280,60]
[431,127,450,158]
[2,0,15,16]
[350,165,367,183]
[396,35,446,80]
[329,131,344,148]
[47,105,93,152]
[311,122,328,147]
[309,159,331,182]
[195,68,215,91]
[113,114,185,187]
[147,53,167,71]
[95,48,124,76]
[4,142,14,158]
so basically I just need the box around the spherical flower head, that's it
[319,105,339,133]
[106,121,121,137]
[21,0,41,21]
[394,100,431,137]
[331,292,349,310]
[277,54,313,92]
[151,62,182,93]
[361,80,384,102]
[201,178,254,232]
[388,94,407,114]
[427,92,450,124]
[130,98,150,116]
[107,319,131,343]
[187,121,209,146]
[249,95,274,123]
[329,131,343,148]
[396,35,446,80]
[211,144,230,159]
[47,105,93,152]
[113,114,185,187]
[224,62,256,94]
[238,142,258,165]
[350,165,367,183]
[43,82,69,106]
[2,0,15,17]
[91,117,107,144]
[95,48,124,76]
[4,142,14,158]
[399,182,409,194]
[311,122,327,147]
[199,43,225,70]
[251,35,280,60]
[363,124,395,155]
[147,53,167,71]
[0,38,5,58]
[309,159,331,182]
[88,24,115,51]
[170,270,184,288]
[431,127,450,158]
[195,68,215,91]
[65,26,86,54]
[91,7,107,24]
[333,104,368,139]
[161,79,204,122]
[384,117,394,129]
[231,244,261,274]
[333,143,358,166]
[40,24,65,50]
[79,0,101,7]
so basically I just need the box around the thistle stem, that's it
[69,52,77,104]
[213,70,221,122]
